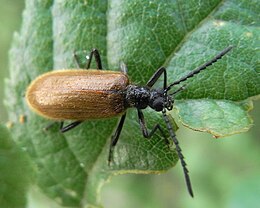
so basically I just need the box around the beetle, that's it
[26,46,233,197]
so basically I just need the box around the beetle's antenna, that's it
[162,109,194,197]
[169,85,186,96]
[165,46,233,93]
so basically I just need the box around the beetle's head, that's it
[149,89,173,112]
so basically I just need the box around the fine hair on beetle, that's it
[26,46,233,197]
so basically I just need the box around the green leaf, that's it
[175,99,253,137]
[5,0,259,207]
[0,124,32,208]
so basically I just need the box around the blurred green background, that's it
[0,1,259,208]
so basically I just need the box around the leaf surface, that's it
[5,0,259,207]
[0,125,32,208]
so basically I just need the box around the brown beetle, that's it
[26,47,233,197]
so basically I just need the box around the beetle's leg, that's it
[85,48,103,70]
[146,67,167,89]
[120,61,128,74]
[137,109,169,145]
[108,113,126,164]
[60,121,82,133]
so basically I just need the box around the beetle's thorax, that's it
[125,85,150,109]
[125,85,173,111]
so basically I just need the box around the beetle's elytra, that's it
[26,70,129,120]
[26,46,233,197]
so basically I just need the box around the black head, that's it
[149,89,173,112]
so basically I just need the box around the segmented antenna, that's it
[162,109,194,197]
[165,46,233,92]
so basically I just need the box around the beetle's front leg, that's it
[146,67,167,89]
[137,109,169,145]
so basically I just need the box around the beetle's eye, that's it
[153,97,164,111]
